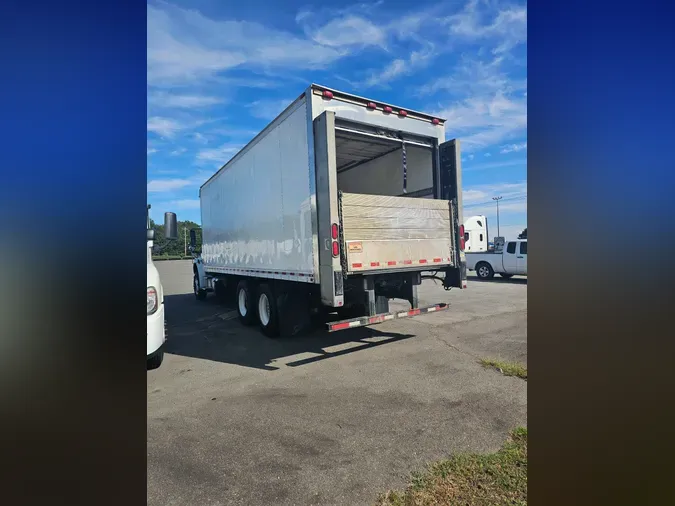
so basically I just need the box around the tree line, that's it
[150,219,202,257]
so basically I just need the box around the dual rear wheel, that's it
[235,280,279,337]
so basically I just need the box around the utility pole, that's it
[492,196,503,236]
[183,226,187,256]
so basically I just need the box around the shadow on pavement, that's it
[468,276,527,285]
[163,293,415,370]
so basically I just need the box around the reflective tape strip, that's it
[327,303,448,332]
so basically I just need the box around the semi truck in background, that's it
[147,206,178,369]
[463,215,488,252]
[189,84,467,337]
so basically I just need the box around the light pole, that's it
[492,196,503,237]
[183,226,187,256]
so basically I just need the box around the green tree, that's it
[151,219,202,256]
[517,228,527,239]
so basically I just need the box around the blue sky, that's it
[147,0,527,239]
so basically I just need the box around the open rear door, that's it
[439,139,467,289]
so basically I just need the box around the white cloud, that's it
[308,16,387,48]
[147,148,158,155]
[419,54,526,97]
[147,116,184,138]
[435,89,526,150]
[500,142,527,153]
[148,115,214,139]
[170,147,187,156]
[462,159,526,172]
[148,91,223,108]
[364,44,435,87]
[147,2,346,86]
[420,2,527,153]
[445,0,527,54]
[147,177,194,193]
[196,143,242,165]
[484,152,491,157]
[462,181,527,205]
[147,170,211,193]
[193,132,208,144]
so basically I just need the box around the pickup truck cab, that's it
[466,239,527,279]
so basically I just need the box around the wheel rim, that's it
[258,293,271,327]
[479,266,489,277]
[238,289,247,316]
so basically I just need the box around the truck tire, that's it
[236,280,256,326]
[256,284,280,337]
[499,273,514,279]
[476,262,495,280]
[194,273,207,300]
[147,349,164,370]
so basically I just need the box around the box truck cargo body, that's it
[193,84,467,336]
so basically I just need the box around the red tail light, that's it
[331,223,338,240]
[432,118,440,125]
[383,106,393,114]
[366,102,377,109]
[332,241,339,257]
[398,110,408,117]
[322,90,333,99]
[459,225,465,251]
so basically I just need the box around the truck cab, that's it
[502,239,527,276]
[147,208,178,370]
[463,215,488,252]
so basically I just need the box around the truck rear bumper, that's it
[326,303,448,332]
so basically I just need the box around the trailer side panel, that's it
[200,98,317,283]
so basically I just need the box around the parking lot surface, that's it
[148,260,527,506]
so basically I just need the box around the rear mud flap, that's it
[277,292,312,337]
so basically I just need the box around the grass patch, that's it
[376,427,527,506]
[479,359,527,380]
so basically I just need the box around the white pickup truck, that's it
[466,239,527,279]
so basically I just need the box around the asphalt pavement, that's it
[148,260,527,506]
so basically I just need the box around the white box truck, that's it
[190,84,468,337]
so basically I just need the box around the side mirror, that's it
[164,212,178,240]
[147,229,155,241]
[189,229,197,248]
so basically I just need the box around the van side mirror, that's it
[164,212,178,240]
[189,229,197,248]
[147,229,155,241]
